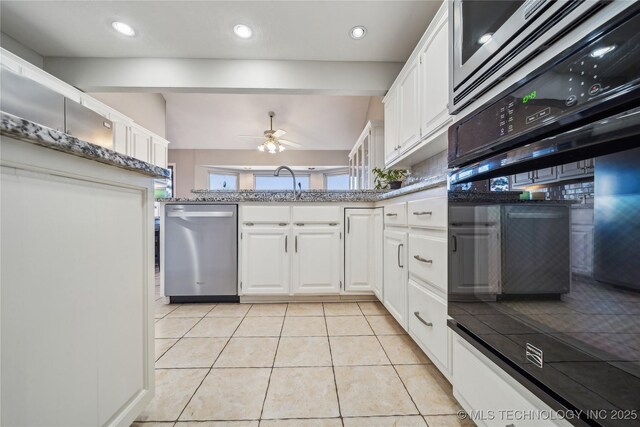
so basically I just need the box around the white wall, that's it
[364,96,384,124]
[0,32,44,68]
[89,92,167,138]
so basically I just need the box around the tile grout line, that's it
[173,304,253,423]
[360,303,423,418]
[323,303,345,427]
[258,303,289,422]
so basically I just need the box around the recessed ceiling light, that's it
[234,24,253,39]
[350,26,367,40]
[111,21,136,37]
[478,33,493,45]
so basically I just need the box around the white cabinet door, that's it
[398,58,421,151]
[420,12,449,139]
[128,127,151,163]
[372,209,384,299]
[383,229,408,329]
[112,121,129,155]
[345,209,374,292]
[241,227,290,294]
[152,138,168,168]
[384,89,400,164]
[292,227,341,294]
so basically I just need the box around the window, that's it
[325,172,350,190]
[255,175,310,190]
[209,173,238,190]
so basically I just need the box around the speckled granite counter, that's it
[1,112,170,179]
[448,190,578,205]
[157,175,448,203]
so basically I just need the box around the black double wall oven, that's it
[447,4,640,426]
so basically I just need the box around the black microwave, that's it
[449,0,636,115]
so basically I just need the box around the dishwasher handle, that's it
[167,211,234,218]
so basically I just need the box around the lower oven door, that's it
[447,140,640,426]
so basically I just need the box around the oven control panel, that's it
[451,9,640,166]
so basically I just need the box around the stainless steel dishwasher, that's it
[164,204,238,302]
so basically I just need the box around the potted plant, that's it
[372,167,407,190]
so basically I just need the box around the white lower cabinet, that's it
[372,209,384,299]
[241,227,290,295]
[407,280,448,370]
[292,226,341,294]
[383,229,408,329]
[345,209,378,293]
[453,334,572,427]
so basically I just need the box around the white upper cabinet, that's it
[292,227,341,294]
[398,57,421,151]
[384,89,400,164]
[419,11,449,140]
[129,126,151,163]
[383,2,450,168]
[241,227,290,295]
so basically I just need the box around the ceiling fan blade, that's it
[272,129,287,138]
[238,135,266,139]
[279,139,301,148]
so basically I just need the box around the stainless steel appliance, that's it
[0,65,113,147]
[447,5,640,425]
[164,204,238,302]
[449,0,636,114]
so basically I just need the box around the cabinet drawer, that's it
[407,196,447,229]
[408,234,447,292]
[292,206,341,224]
[408,280,447,368]
[384,202,407,226]
[242,206,290,224]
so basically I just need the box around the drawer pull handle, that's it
[386,213,398,217]
[413,211,432,216]
[414,311,433,327]
[414,255,433,263]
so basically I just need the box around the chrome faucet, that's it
[274,166,301,200]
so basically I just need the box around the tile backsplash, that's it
[408,150,448,181]
[538,179,595,203]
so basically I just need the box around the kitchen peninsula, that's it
[1,112,168,426]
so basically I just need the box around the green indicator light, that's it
[522,90,537,104]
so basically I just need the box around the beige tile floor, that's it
[140,277,473,427]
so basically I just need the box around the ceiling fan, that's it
[239,111,301,154]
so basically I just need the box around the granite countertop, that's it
[1,112,170,179]
[157,174,448,203]
[448,190,579,205]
